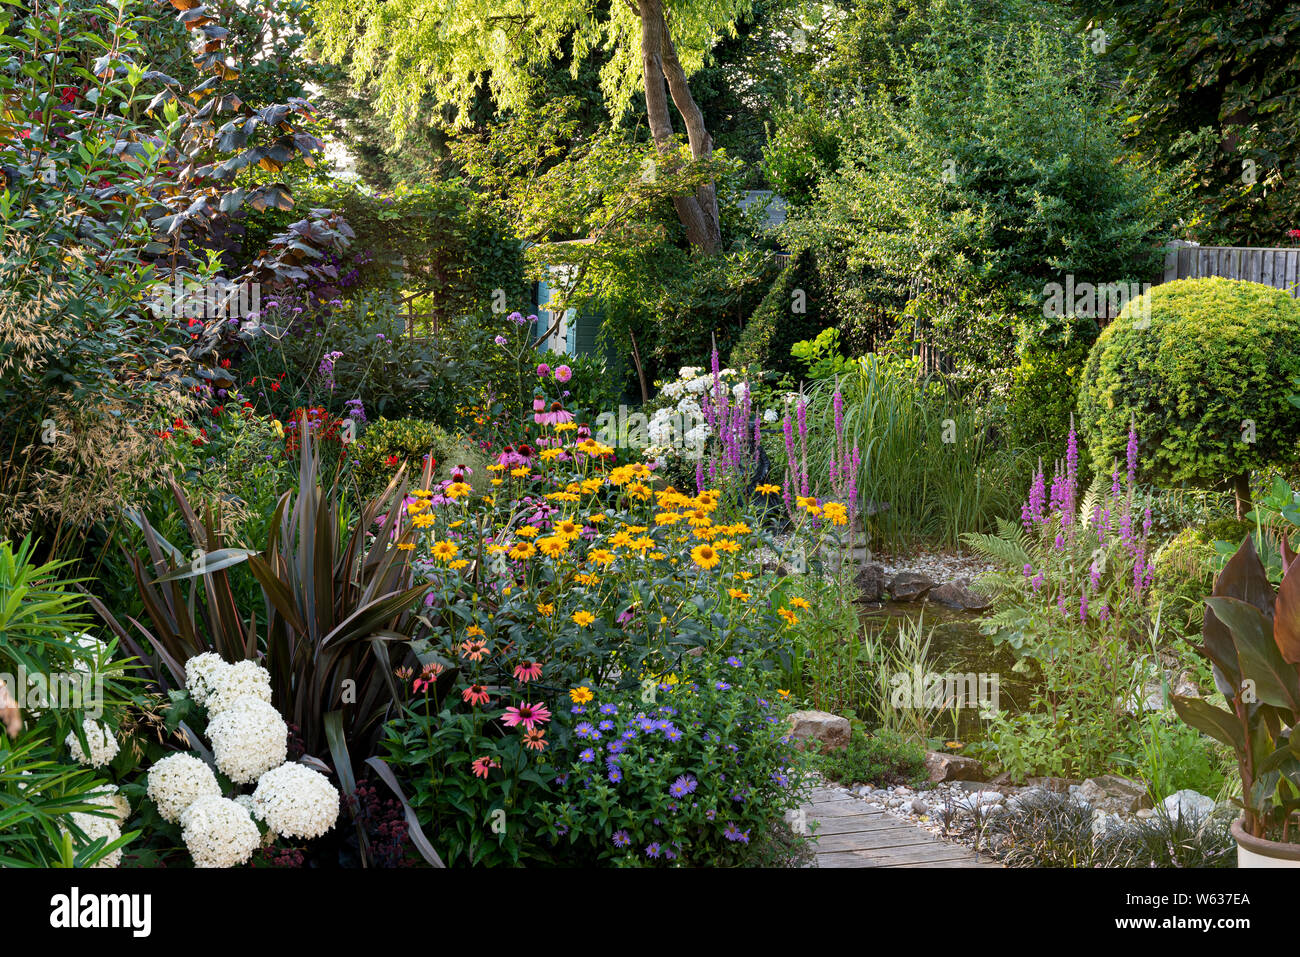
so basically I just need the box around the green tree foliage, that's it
[1062,0,1300,244]
[1077,278,1300,517]
[779,0,1176,390]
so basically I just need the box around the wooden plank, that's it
[817,844,982,866]
[1287,250,1298,296]
[809,817,908,837]
[814,830,949,852]
[1263,249,1276,288]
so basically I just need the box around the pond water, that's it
[857,602,1042,742]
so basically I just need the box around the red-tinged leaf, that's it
[1276,553,1300,664]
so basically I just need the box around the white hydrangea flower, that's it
[65,717,120,768]
[252,762,340,840]
[204,659,273,714]
[763,408,779,423]
[184,652,231,708]
[180,795,261,868]
[207,696,287,784]
[87,784,131,825]
[64,810,122,868]
[147,752,220,823]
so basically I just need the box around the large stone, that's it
[928,580,992,612]
[1076,775,1152,814]
[1162,789,1215,824]
[855,563,886,602]
[889,571,934,602]
[923,750,987,783]
[786,710,851,751]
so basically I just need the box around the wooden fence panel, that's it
[1159,244,1300,296]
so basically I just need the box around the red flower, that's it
[385,454,400,467]
[60,86,77,106]
[219,358,231,368]
[270,382,280,391]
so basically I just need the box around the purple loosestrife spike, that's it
[1126,423,1138,488]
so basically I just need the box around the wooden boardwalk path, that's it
[803,787,1002,868]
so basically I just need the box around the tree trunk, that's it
[637,0,722,255]
[1233,470,1252,521]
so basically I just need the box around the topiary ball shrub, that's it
[1078,278,1300,516]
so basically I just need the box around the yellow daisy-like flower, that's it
[789,596,811,610]
[626,482,651,501]
[649,551,666,561]
[431,540,459,562]
[571,610,595,627]
[623,525,649,535]
[406,500,431,516]
[554,518,582,540]
[485,543,507,554]
[509,467,531,478]
[736,570,754,581]
[508,542,537,560]
[516,525,539,538]
[756,483,781,495]
[822,502,848,525]
[728,521,752,535]
[777,688,791,698]
[728,588,751,602]
[608,531,633,548]
[537,602,555,616]
[554,421,578,433]
[546,491,580,503]
[487,463,506,472]
[655,512,682,526]
[588,513,607,524]
[569,686,594,704]
[573,573,600,586]
[629,536,655,553]
[396,542,415,551]
[691,544,720,570]
[777,607,799,626]
[491,478,504,486]
[608,465,634,486]
[580,478,604,494]
[539,447,565,461]
[537,535,569,558]
[411,513,435,528]
[686,509,712,528]
[445,482,472,500]
[412,489,433,498]
[692,526,719,541]
[449,559,470,570]
[588,549,615,566]
[714,538,741,554]
[466,625,485,637]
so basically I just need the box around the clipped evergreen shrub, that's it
[730,249,830,377]
[1078,278,1300,515]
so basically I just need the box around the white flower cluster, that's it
[207,696,287,784]
[205,659,273,714]
[60,785,131,868]
[138,655,341,866]
[183,652,230,709]
[147,752,221,823]
[65,717,120,768]
[180,795,261,868]
[251,762,340,841]
[645,365,768,466]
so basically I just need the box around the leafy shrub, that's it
[1078,278,1300,515]
[1006,318,1096,454]
[975,790,1234,868]
[730,249,829,379]
[539,657,811,866]
[1150,525,1219,636]
[816,728,926,787]
[353,418,459,499]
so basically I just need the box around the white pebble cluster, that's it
[207,695,287,784]
[179,795,261,868]
[146,752,220,823]
[65,717,120,768]
[252,762,340,840]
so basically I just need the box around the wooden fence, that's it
[1161,242,1300,296]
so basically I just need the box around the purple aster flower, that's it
[612,829,631,848]
[669,774,698,798]
[645,842,661,858]
[579,748,596,763]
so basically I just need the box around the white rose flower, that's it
[180,795,260,868]
[207,696,287,784]
[147,752,220,823]
[65,717,120,768]
[184,652,230,708]
[64,810,123,868]
[205,659,273,714]
[252,762,340,840]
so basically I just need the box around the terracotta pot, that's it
[1232,816,1300,868]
